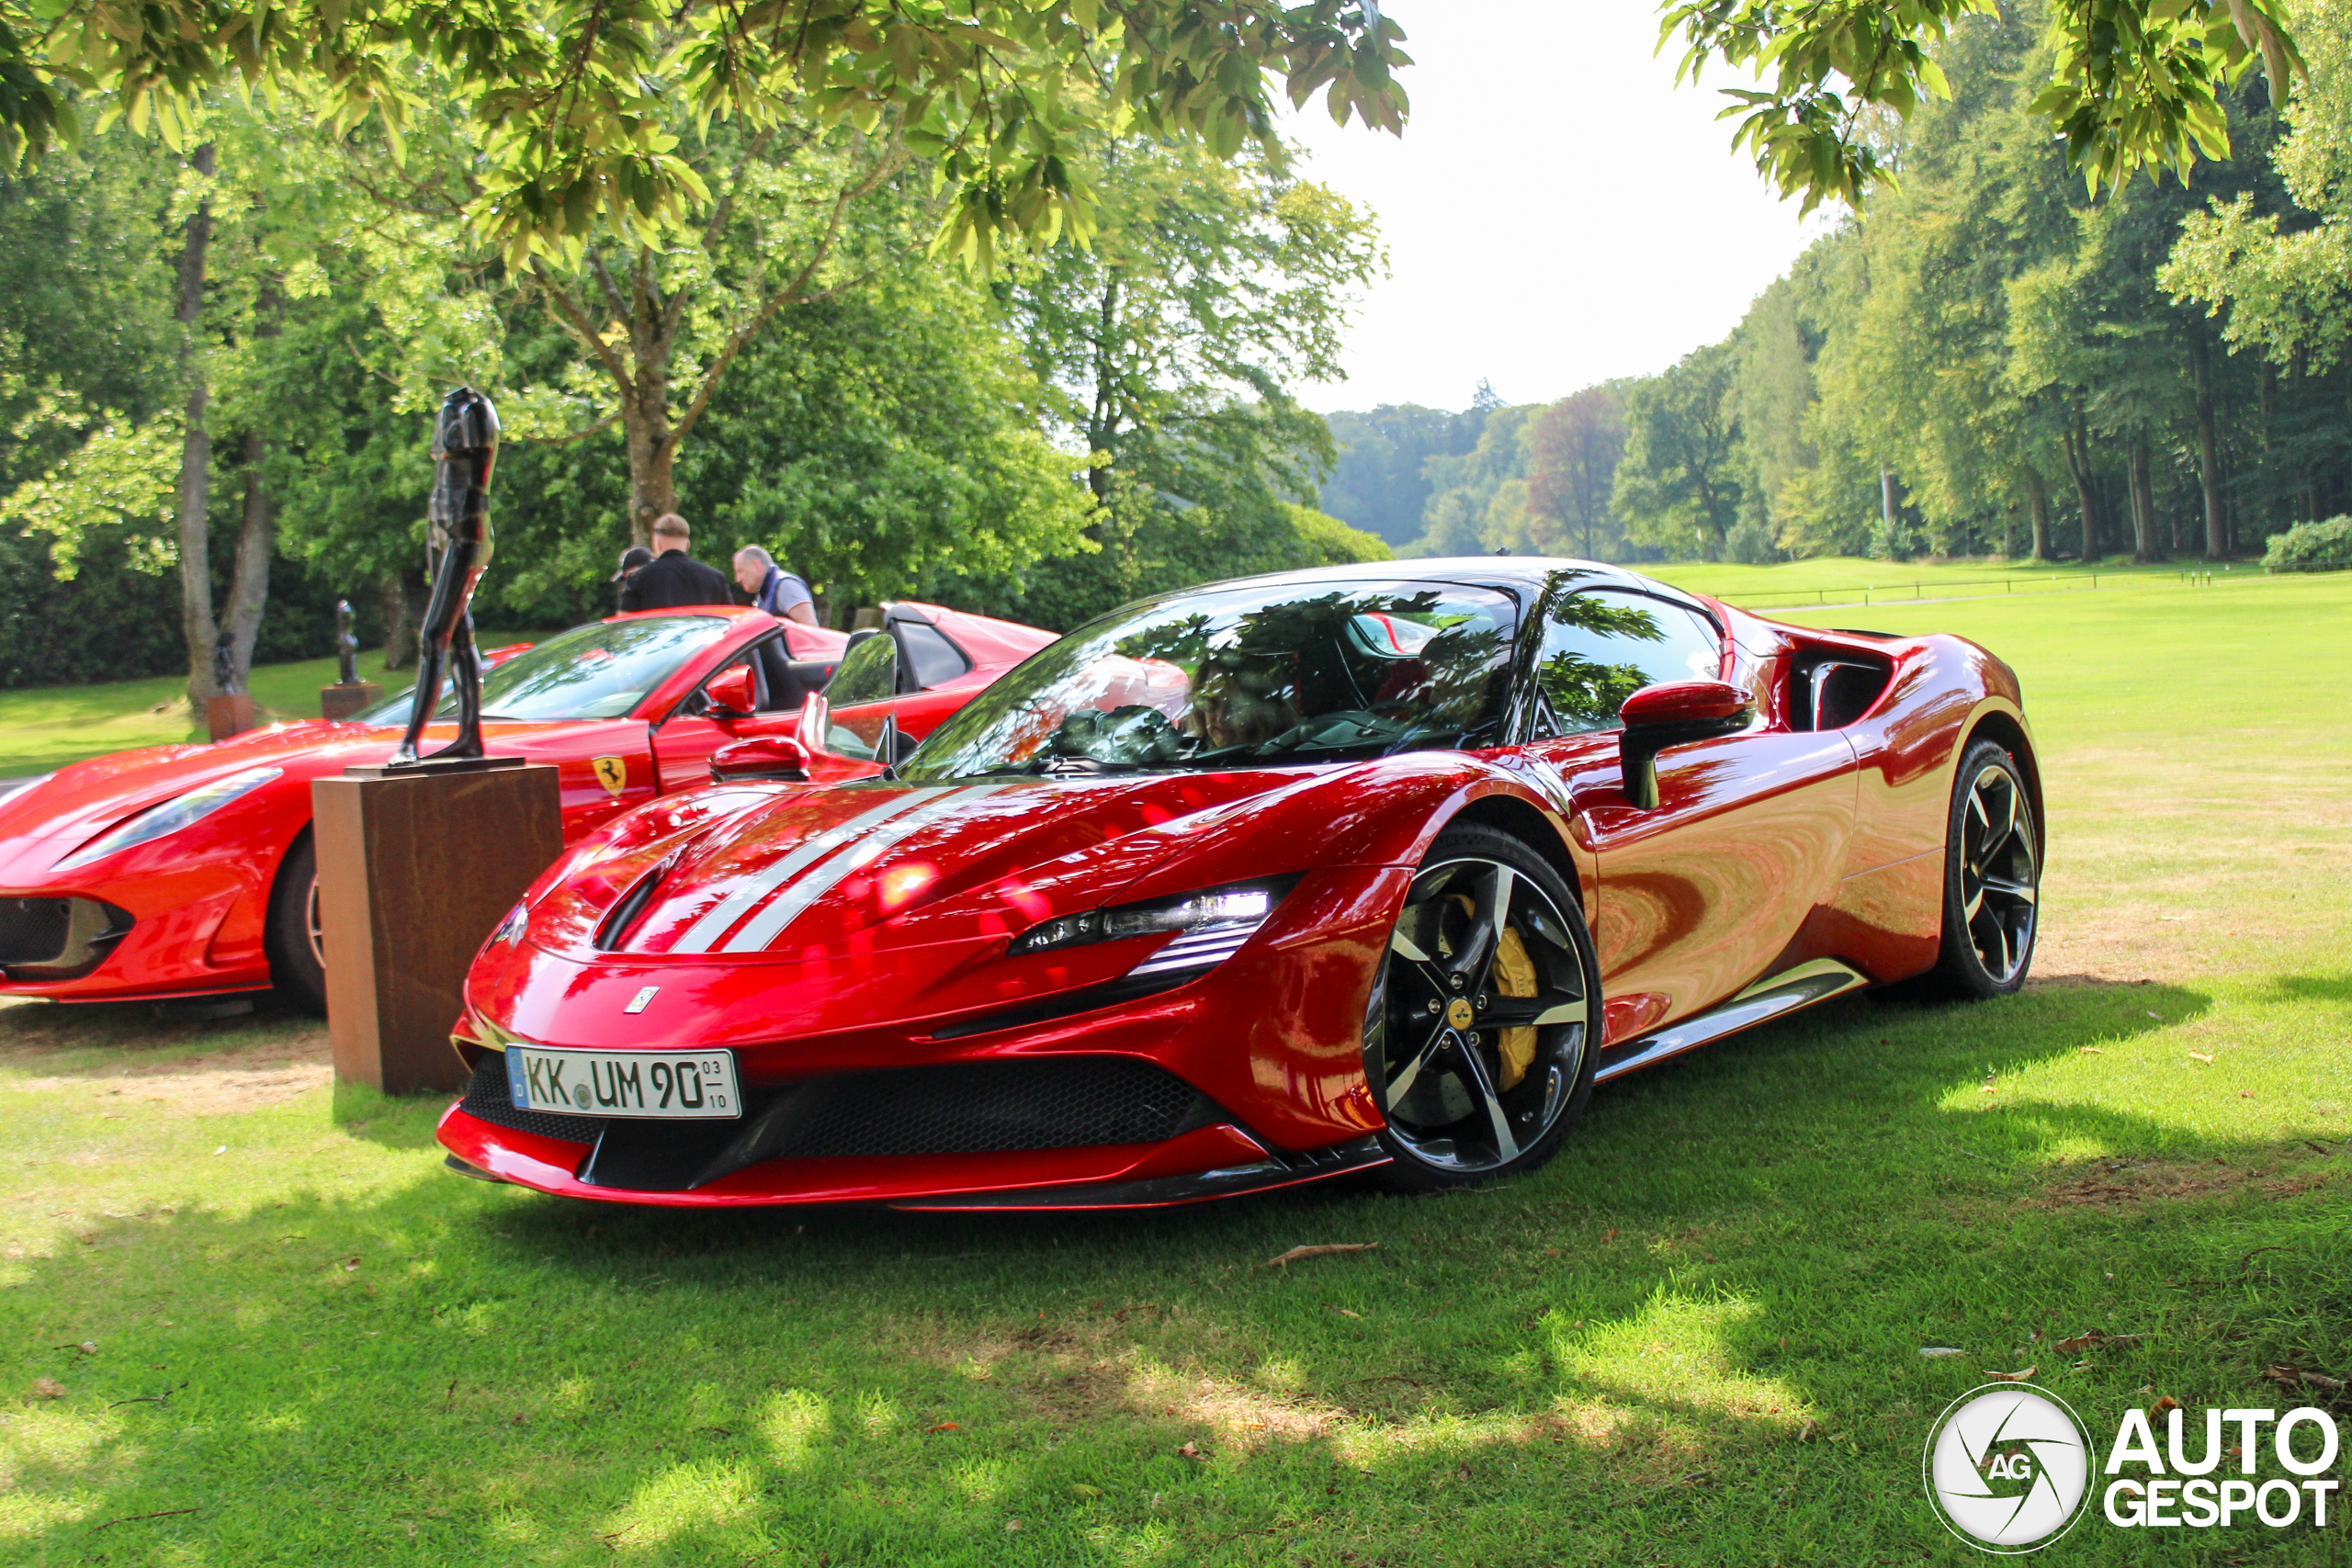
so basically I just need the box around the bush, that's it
[1724,518,1779,565]
[0,525,347,690]
[2262,515,2352,570]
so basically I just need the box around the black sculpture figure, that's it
[334,599,359,686]
[392,387,500,766]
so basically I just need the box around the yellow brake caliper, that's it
[1492,926,1538,1090]
[1447,894,1539,1091]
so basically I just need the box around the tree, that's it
[1317,403,1486,545]
[987,128,1384,626]
[1613,344,1743,559]
[27,3,1408,265]
[1521,385,1627,560]
[1661,0,2301,207]
[1408,400,1535,557]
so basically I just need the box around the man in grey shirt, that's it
[733,544,818,626]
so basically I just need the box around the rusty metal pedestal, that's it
[311,759,561,1095]
[320,682,383,721]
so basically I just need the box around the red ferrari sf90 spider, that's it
[0,602,1050,1011]
[439,558,2041,1208]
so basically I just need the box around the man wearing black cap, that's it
[611,545,652,611]
[618,513,733,611]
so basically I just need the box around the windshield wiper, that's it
[1027,756,1144,774]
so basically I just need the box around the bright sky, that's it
[1281,1,1833,415]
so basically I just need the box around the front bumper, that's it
[435,865,1410,1207]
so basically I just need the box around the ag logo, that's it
[591,756,628,795]
[1925,1384,2096,1553]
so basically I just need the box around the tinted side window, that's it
[1532,591,1723,736]
[898,621,970,689]
[826,632,898,707]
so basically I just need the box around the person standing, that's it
[618,513,733,611]
[733,545,819,626]
[610,544,652,612]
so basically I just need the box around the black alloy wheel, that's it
[1929,739,2041,998]
[1364,824,1600,1190]
[265,832,330,1015]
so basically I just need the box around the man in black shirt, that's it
[619,513,734,612]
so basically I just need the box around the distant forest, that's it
[1320,1,2352,566]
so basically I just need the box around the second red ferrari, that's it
[0,602,1053,1010]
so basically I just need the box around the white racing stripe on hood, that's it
[670,788,952,954]
[718,784,1011,953]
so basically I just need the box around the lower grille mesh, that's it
[0,897,70,966]
[759,1056,1208,1159]
[457,1053,605,1145]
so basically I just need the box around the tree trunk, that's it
[379,569,429,671]
[2127,439,2161,560]
[224,430,275,682]
[174,143,219,707]
[2060,415,2098,560]
[222,277,282,693]
[1085,272,1124,501]
[2189,342,2229,558]
[621,386,677,547]
[2023,465,2052,560]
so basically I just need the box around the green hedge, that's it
[0,526,353,689]
[2263,515,2352,570]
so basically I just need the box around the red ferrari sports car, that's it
[438,558,2041,1208]
[0,602,1052,1011]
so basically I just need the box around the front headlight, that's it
[1010,878,1295,977]
[53,766,284,870]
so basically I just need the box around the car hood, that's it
[539,767,1349,962]
[0,719,598,859]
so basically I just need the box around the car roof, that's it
[1166,556,1709,610]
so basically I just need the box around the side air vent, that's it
[1792,651,1894,731]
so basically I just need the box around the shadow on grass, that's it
[8,982,2345,1565]
[2255,971,2352,1010]
[0,994,320,1073]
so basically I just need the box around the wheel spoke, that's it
[1450,864,1511,983]
[1963,885,1984,921]
[1482,988,1584,1030]
[1981,874,2036,907]
[1975,774,2017,862]
[1451,1036,1520,1163]
[1384,1025,1447,1106]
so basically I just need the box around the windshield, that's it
[357,616,731,724]
[899,581,1520,780]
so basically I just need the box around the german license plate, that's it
[504,1046,741,1120]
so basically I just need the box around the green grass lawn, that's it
[0,632,560,779]
[1646,553,2245,608]
[1,581,2347,1564]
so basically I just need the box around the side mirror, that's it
[710,735,809,784]
[1617,681,1753,810]
[703,663,756,719]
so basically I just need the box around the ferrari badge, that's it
[591,756,628,795]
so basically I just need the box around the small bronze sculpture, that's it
[334,599,359,686]
[392,387,500,766]
[212,633,239,696]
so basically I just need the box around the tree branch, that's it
[507,411,623,445]
[530,263,634,392]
